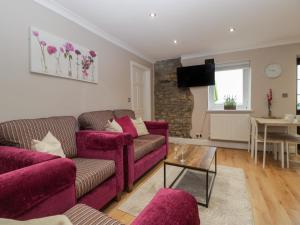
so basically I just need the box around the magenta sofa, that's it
[0,147,200,225]
[0,147,76,219]
[0,116,125,210]
[78,109,168,190]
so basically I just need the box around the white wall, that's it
[182,43,300,139]
[0,0,153,122]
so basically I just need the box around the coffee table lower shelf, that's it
[163,157,217,208]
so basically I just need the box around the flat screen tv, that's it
[177,63,215,87]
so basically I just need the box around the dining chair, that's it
[250,117,285,168]
[284,134,300,168]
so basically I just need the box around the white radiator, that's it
[210,113,250,142]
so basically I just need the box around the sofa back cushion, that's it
[0,117,77,158]
[78,110,114,131]
[113,109,136,119]
[115,116,138,138]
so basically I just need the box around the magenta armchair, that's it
[0,147,76,220]
[132,188,200,225]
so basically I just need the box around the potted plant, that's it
[224,96,237,110]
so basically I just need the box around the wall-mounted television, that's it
[177,59,215,87]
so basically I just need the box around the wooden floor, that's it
[103,143,300,225]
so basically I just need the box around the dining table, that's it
[255,117,300,167]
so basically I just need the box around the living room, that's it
[0,1,300,225]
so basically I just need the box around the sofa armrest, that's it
[81,132,124,151]
[77,130,133,145]
[0,147,59,174]
[132,188,200,225]
[76,131,125,193]
[144,121,169,156]
[144,121,169,138]
[0,158,76,219]
[144,121,168,130]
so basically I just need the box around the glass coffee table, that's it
[163,145,217,207]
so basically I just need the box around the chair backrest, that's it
[250,117,258,139]
[0,116,78,158]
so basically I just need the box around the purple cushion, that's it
[132,188,200,225]
[116,116,138,138]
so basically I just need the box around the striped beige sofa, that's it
[0,116,125,210]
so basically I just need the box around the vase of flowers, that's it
[267,89,272,117]
[224,96,237,110]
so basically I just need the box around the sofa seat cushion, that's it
[72,158,115,199]
[134,134,165,161]
[64,204,122,225]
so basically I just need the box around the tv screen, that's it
[177,64,215,87]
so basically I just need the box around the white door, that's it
[130,62,151,120]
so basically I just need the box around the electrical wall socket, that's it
[195,133,202,138]
[282,93,288,98]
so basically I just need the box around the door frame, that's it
[130,61,152,120]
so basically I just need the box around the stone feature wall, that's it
[154,58,194,138]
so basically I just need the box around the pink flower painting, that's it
[33,30,47,72]
[64,42,74,77]
[75,49,81,78]
[89,50,97,81]
[31,28,97,83]
[81,55,92,78]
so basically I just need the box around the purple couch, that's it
[78,109,168,190]
[0,116,124,210]
[0,147,200,225]
[0,147,76,219]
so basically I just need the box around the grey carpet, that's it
[119,165,254,225]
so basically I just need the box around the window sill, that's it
[207,109,253,113]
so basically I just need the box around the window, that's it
[297,58,300,114]
[208,62,251,110]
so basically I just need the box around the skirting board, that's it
[169,137,248,150]
[169,137,297,153]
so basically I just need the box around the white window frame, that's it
[208,61,251,111]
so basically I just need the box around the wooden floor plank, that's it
[103,144,300,225]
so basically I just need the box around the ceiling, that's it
[39,0,300,62]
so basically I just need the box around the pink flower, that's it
[64,42,74,52]
[60,47,64,53]
[89,50,96,58]
[83,70,88,77]
[40,41,46,46]
[47,45,57,55]
[32,31,39,37]
[75,49,81,55]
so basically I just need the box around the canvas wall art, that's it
[30,27,98,83]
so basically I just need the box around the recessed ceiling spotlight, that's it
[173,40,178,44]
[229,27,236,33]
[149,12,157,18]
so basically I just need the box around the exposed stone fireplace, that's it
[154,58,194,138]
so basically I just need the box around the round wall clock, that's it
[265,64,282,78]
